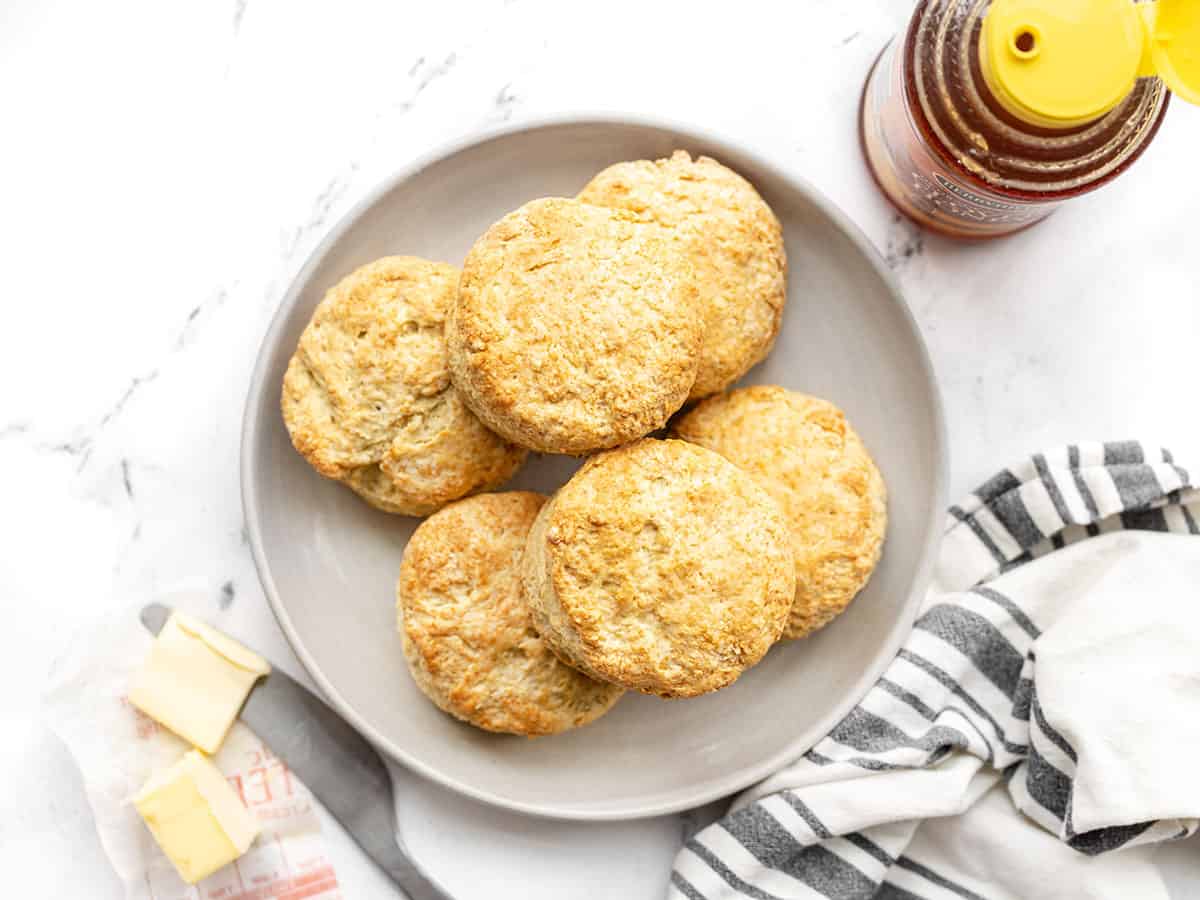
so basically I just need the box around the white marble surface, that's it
[3,0,1199,897]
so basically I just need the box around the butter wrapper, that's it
[42,592,393,900]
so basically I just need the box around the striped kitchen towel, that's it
[670,441,1200,900]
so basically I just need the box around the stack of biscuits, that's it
[282,151,888,737]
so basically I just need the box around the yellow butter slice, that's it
[134,750,259,884]
[129,611,269,754]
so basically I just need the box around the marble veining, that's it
[232,0,248,33]
[398,54,460,116]
[492,82,520,122]
[883,213,926,270]
[33,368,159,475]
[0,422,30,440]
[281,168,362,264]
[120,459,133,499]
[173,287,230,351]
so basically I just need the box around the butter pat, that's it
[129,612,270,753]
[134,750,259,884]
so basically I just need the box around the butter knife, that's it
[140,603,453,900]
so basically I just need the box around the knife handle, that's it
[241,669,454,900]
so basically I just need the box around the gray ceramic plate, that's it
[242,116,947,821]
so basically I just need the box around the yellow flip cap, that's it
[1146,0,1200,106]
[981,0,1200,128]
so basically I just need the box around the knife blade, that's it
[140,604,453,900]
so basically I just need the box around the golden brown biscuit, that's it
[522,439,795,698]
[578,150,787,400]
[447,198,701,455]
[673,386,887,639]
[398,492,623,736]
[282,256,526,515]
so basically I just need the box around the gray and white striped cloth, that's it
[670,441,1200,900]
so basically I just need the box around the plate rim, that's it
[241,111,949,821]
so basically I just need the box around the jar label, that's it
[933,173,1020,212]
[860,39,1059,236]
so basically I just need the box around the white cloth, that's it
[671,441,1200,900]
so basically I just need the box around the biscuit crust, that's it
[447,198,701,455]
[522,439,795,698]
[282,256,526,515]
[578,150,787,400]
[674,386,888,639]
[398,492,623,736]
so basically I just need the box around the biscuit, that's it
[673,386,887,639]
[282,256,526,516]
[398,492,623,736]
[447,198,701,455]
[522,439,795,698]
[578,150,787,400]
